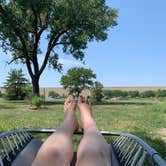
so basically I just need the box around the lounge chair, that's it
[0,129,166,166]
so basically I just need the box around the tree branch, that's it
[31,5,51,77]
[31,4,38,37]
[30,3,41,76]
[38,29,69,76]
[0,4,4,13]
[7,56,23,64]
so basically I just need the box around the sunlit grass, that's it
[0,98,166,159]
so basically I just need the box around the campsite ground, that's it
[0,98,166,159]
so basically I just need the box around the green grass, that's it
[0,98,166,159]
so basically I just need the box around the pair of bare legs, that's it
[32,96,111,166]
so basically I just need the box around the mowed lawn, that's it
[0,98,166,159]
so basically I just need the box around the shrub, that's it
[48,91,59,98]
[140,90,155,98]
[156,90,166,97]
[91,81,103,102]
[111,90,128,98]
[103,90,112,99]
[0,91,2,97]
[103,90,128,98]
[32,96,43,108]
[121,91,128,97]
[111,90,122,97]
[128,91,140,98]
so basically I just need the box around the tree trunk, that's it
[32,77,40,96]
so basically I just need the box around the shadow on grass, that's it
[0,104,16,110]
[0,99,153,106]
[43,100,153,106]
[92,101,153,106]
[5,100,26,104]
[44,100,65,105]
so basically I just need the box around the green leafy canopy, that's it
[0,0,117,65]
[61,67,96,96]
[0,0,117,95]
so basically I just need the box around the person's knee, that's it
[77,142,111,162]
[77,149,107,166]
[39,146,60,158]
[78,145,106,160]
[32,148,62,166]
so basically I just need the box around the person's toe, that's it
[70,95,74,101]
[64,96,72,111]
[78,96,83,103]
[65,95,73,104]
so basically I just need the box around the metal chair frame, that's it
[0,129,165,166]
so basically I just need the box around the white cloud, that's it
[37,56,85,68]
[58,58,85,67]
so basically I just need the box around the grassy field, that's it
[0,98,166,159]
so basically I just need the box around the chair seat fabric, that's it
[109,144,120,166]
[11,138,43,166]
[10,139,120,166]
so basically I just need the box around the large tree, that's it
[61,67,96,97]
[0,0,117,96]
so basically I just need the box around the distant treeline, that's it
[103,89,166,98]
[1,89,166,99]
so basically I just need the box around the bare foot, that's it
[77,96,95,131]
[64,95,77,112]
[64,95,79,132]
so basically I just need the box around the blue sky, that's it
[0,0,166,87]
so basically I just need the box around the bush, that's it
[91,81,103,102]
[103,90,112,99]
[22,84,32,99]
[103,89,166,99]
[103,90,128,99]
[32,96,43,108]
[111,90,122,97]
[121,91,128,97]
[128,91,140,98]
[156,90,166,97]
[48,91,59,98]
[0,91,2,97]
[140,90,155,98]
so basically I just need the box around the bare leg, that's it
[76,96,111,166]
[32,96,79,166]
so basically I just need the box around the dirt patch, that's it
[158,128,166,142]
